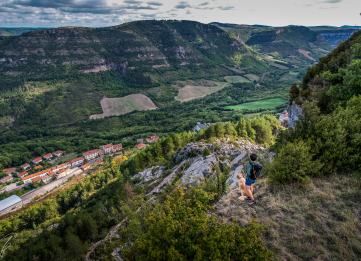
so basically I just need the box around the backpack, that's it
[249,163,263,180]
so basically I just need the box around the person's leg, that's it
[251,183,254,194]
[246,185,254,201]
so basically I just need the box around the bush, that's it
[122,186,274,261]
[268,140,323,184]
[203,147,211,157]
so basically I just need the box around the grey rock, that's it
[288,101,303,128]
[227,165,244,189]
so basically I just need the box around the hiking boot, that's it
[245,196,252,200]
[249,200,256,206]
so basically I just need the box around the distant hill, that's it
[308,26,359,47]
[0,28,46,36]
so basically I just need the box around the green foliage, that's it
[203,147,211,157]
[268,140,323,184]
[204,165,231,203]
[122,186,274,261]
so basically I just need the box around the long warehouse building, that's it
[0,195,23,215]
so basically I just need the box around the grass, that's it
[175,82,228,103]
[267,58,288,64]
[224,98,286,111]
[224,76,251,83]
[214,174,361,260]
[244,74,260,81]
[90,94,158,119]
[289,71,299,76]
[54,153,78,165]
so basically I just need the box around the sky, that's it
[0,0,360,28]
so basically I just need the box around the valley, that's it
[0,18,360,261]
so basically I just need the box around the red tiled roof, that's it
[70,157,84,163]
[57,169,66,174]
[83,149,98,156]
[5,168,15,174]
[19,171,27,176]
[20,163,30,168]
[33,157,42,163]
[53,151,62,155]
[43,153,52,158]
[103,143,113,149]
[0,176,12,183]
[34,165,42,170]
[48,171,56,177]
[22,171,44,181]
[282,114,289,117]
[81,163,90,169]
[135,143,147,149]
[32,176,42,182]
[151,136,159,141]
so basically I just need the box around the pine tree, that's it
[246,121,256,141]
[289,83,300,102]
[215,123,225,138]
[236,118,248,138]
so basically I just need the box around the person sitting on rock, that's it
[245,153,260,206]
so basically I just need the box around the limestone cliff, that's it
[287,101,303,128]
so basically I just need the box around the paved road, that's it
[20,168,83,205]
[2,182,29,193]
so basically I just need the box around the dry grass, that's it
[213,174,361,260]
[175,82,227,103]
[298,49,316,61]
[90,94,157,119]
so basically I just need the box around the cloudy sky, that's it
[0,0,359,28]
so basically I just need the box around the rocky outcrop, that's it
[287,101,303,128]
[132,166,165,184]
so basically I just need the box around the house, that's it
[97,150,104,156]
[192,123,207,132]
[43,153,52,160]
[151,136,159,142]
[53,151,63,157]
[17,171,28,178]
[22,170,49,184]
[134,143,147,149]
[0,195,23,215]
[5,168,15,175]
[69,157,84,167]
[31,176,42,183]
[20,163,31,171]
[41,175,51,183]
[279,113,289,126]
[146,138,152,143]
[34,165,42,170]
[137,139,144,143]
[32,158,42,164]
[56,169,71,179]
[94,159,103,165]
[83,149,98,160]
[0,175,13,184]
[101,144,113,154]
[48,171,56,179]
[113,144,122,152]
[81,163,90,171]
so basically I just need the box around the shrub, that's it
[203,147,211,157]
[268,140,323,184]
[122,186,274,261]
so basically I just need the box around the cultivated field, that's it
[175,82,228,103]
[298,49,316,61]
[90,94,157,119]
[244,74,260,81]
[289,71,299,76]
[224,98,286,110]
[224,76,251,83]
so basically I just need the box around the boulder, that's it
[132,166,164,183]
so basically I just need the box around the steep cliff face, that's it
[313,29,358,47]
[0,21,240,76]
[287,101,303,128]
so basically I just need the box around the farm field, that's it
[224,98,286,110]
[289,71,299,75]
[244,74,260,81]
[224,76,251,83]
[175,82,228,103]
[90,94,158,119]
[298,49,316,61]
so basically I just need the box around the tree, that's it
[236,118,248,138]
[34,147,45,156]
[122,186,274,261]
[289,83,299,102]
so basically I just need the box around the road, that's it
[1,182,29,193]
[20,168,83,205]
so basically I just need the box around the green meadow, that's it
[224,98,286,110]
